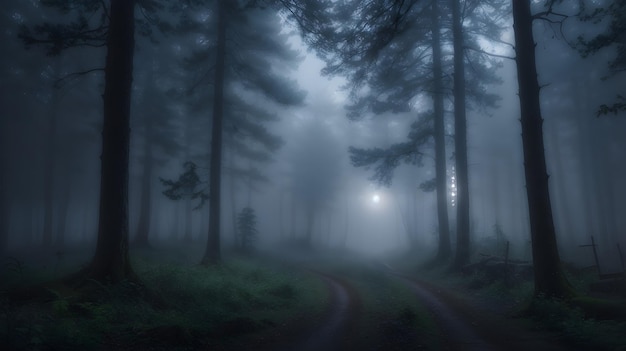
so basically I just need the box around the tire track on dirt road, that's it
[378,263,577,351]
[274,271,360,351]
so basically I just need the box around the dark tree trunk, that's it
[183,117,193,242]
[512,0,572,298]
[83,0,136,283]
[43,79,60,247]
[133,131,153,248]
[546,122,574,241]
[290,194,297,239]
[228,150,239,248]
[432,0,451,261]
[133,63,158,248]
[201,0,226,265]
[0,120,7,254]
[304,204,315,247]
[342,195,349,248]
[451,0,470,270]
[184,198,193,242]
[278,189,284,239]
[55,183,70,246]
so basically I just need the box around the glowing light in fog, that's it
[372,194,380,203]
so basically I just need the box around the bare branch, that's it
[54,67,105,88]
[464,45,515,60]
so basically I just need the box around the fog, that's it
[1,0,625,274]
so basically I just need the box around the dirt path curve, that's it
[379,264,578,351]
[273,272,359,351]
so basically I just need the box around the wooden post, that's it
[591,236,601,275]
[579,235,602,276]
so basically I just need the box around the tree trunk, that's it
[133,130,153,247]
[43,75,60,247]
[432,0,451,262]
[546,121,574,241]
[229,150,239,248]
[82,0,136,283]
[512,0,572,299]
[55,183,70,246]
[304,204,315,247]
[201,0,226,265]
[342,195,349,248]
[0,118,7,254]
[278,189,284,239]
[183,117,194,242]
[290,193,297,239]
[451,0,470,270]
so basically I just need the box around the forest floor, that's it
[259,257,575,351]
[252,251,625,351]
[2,245,625,350]
[382,267,576,351]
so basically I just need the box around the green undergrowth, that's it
[398,256,626,351]
[528,296,626,351]
[0,254,327,351]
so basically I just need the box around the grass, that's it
[528,296,626,351]
[0,251,328,351]
[397,254,626,351]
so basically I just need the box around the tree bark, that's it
[201,0,227,265]
[512,0,572,298]
[43,75,60,247]
[432,0,452,262]
[83,0,136,283]
[133,127,153,248]
[451,0,470,270]
[183,117,194,242]
[228,149,239,248]
[55,183,70,246]
[0,115,7,254]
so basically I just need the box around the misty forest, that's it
[1,0,625,350]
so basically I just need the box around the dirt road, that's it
[390,270,578,351]
[262,262,577,351]
[273,272,360,351]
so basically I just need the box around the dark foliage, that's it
[160,162,208,209]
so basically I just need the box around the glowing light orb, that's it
[372,194,380,203]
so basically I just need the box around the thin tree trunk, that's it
[228,149,239,248]
[278,189,284,239]
[183,117,194,242]
[82,0,136,283]
[432,0,451,262]
[133,132,153,247]
[43,76,60,247]
[170,202,180,241]
[512,0,572,299]
[0,136,7,254]
[451,0,470,270]
[201,0,226,265]
[326,209,332,246]
[546,121,574,241]
[0,98,9,253]
[304,204,314,247]
[55,183,70,246]
[342,195,349,248]
[290,193,297,240]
